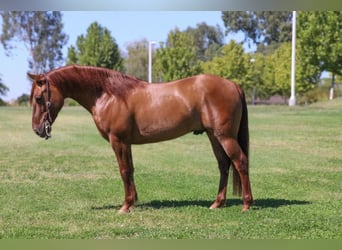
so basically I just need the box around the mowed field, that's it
[0,99,341,239]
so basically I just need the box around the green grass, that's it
[0,99,341,239]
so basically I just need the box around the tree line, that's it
[1,11,341,105]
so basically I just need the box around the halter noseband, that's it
[43,76,52,139]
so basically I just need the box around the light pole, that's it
[289,11,297,106]
[148,41,156,83]
[250,58,256,105]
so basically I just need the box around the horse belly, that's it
[132,108,202,144]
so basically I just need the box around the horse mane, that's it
[46,65,146,99]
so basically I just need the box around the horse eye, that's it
[35,96,43,104]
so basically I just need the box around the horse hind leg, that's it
[207,132,232,209]
[218,136,253,211]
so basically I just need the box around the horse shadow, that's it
[91,198,311,211]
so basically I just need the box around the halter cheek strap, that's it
[44,77,52,139]
[45,78,52,123]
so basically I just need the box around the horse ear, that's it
[27,73,40,81]
[27,73,46,86]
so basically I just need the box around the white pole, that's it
[289,11,297,106]
[148,41,156,83]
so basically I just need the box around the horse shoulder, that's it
[92,94,133,141]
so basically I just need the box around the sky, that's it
[0,11,247,102]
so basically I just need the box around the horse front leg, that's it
[110,137,138,214]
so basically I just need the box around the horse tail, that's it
[232,85,249,196]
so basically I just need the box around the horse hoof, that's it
[209,203,218,209]
[242,206,250,212]
[118,209,130,214]
[118,209,129,214]
[209,201,225,209]
[118,206,135,214]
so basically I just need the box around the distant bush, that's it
[17,94,30,106]
[298,84,342,105]
[298,86,329,105]
[0,98,8,106]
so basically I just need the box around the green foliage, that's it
[297,11,342,99]
[298,11,342,76]
[0,11,68,74]
[203,43,223,62]
[218,11,335,101]
[124,38,149,81]
[200,41,318,101]
[154,28,201,81]
[262,43,317,97]
[0,102,341,238]
[298,86,329,105]
[264,43,292,97]
[201,41,246,85]
[221,11,292,48]
[0,99,7,106]
[0,75,9,106]
[298,79,342,105]
[0,75,9,97]
[16,93,29,106]
[67,22,123,71]
[66,46,78,65]
[153,23,224,82]
[64,98,79,107]
[295,41,321,92]
[184,22,224,61]
[243,52,269,100]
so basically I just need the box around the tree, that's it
[154,28,201,82]
[243,52,267,102]
[67,22,123,71]
[262,43,318,99]
[201,40,247,87]
[154,24,223,82]
[221,11,292,50]
[1,11,68,74]
[0,76,9,97]
[263,43,292,98]
[185,22,224,61]
[298,11,342,99]
[124,38,149,81]
[203,43,223,62]
[17,93,30,106]
[0,75,9,106]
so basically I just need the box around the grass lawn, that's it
[0,99,341,239]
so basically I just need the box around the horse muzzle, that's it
[33,120,52,140]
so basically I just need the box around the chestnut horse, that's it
[28,65,253,213]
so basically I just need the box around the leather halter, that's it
[43,76,52,139]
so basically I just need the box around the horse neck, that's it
[52,74,102,113]
[50,66,146,113]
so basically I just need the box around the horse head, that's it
[28,73,64,139]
